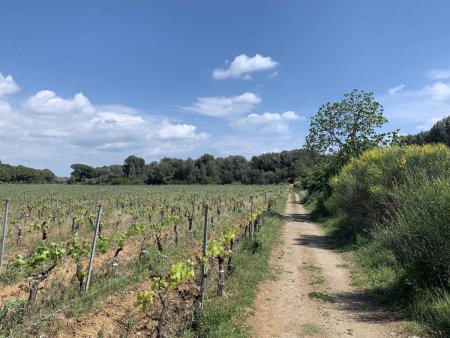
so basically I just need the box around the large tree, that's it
[123,155,145,177]
[70,164,95,181]
[306,89,398,159]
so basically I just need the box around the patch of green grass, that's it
[308,291,335,303]
[301,262,321,273]
[310,275,326,285]
[336,263,350,269]
[300,323,322,335]
[406,289,450,336]
[185,195,287,337]
[301,262,326,285]
[402,321,429,336]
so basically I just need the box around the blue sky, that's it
[1,1,450,176]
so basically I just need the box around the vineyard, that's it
[0,184,286,337]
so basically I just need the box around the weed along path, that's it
[250,193,406,338]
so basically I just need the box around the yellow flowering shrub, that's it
[330,144,450,234]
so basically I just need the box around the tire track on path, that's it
[250,192,407,338]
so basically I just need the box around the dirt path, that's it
[250,192,408,338]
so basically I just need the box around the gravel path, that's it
[249,192,407,338]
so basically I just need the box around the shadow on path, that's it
[284,213,311,223]
[284,202,401,326]
[333,291,401,323]
[293,234,335,250]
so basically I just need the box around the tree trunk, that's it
[23,264,55,319]
[110,247,123,276]
[218,256,225,296]
[77,260,86,293]
[173,224,178,245]
[157,290,169,338]
[227,239,234,273]
[156,235,164,253]
[41,221,48,240]
[71,218,78,234]
[194,263,207,313]
[16,228,23,245]
[139,237,149,261]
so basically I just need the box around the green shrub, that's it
[377,175,450,290]
[317,144,450,334]
[330,144,450,235]
[407,289,450,335]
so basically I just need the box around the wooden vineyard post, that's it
[0,200,9,273]
[196,204,209,312]
[85,205,102,292]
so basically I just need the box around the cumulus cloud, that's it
[235,110,304,134]
[0,72,209,174]
[239,111,301,125]
[84,111,145,128]
[24,90,95,115]
[182,92,261,117]
[388,84,405,95]
[427,68,450,80]
[155,121,209,140]
[425,81,450,101]
[212,54,279,80]
[0,72,20,97]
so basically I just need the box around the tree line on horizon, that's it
[68,149,315,185]
[0,116,448,185]
[0,162,56,184]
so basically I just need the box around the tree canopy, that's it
[0,163,56,183]
[68,149,315,185]
[306,89,398,159]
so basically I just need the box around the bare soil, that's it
[249,193,413,338]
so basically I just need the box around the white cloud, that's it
[381,75,450,133]
[182,92,261,117]
[388,84,405,95]
[0,73,209,175]
[239,111,301,125]
[425,81,450,101]
[24,90,95,115]
[266,71,278,79]
[427,68,450,80]
[0,72,20,97]
[156,122,209,140]
[417,116,444,131]
[211,134,304,159]
[212,54,279,80]
[85,111,145,128]
[235,110,304,134]
[0,99,13,115]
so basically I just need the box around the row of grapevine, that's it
[0,184,285,337]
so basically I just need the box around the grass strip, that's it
[184,192,287,338]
